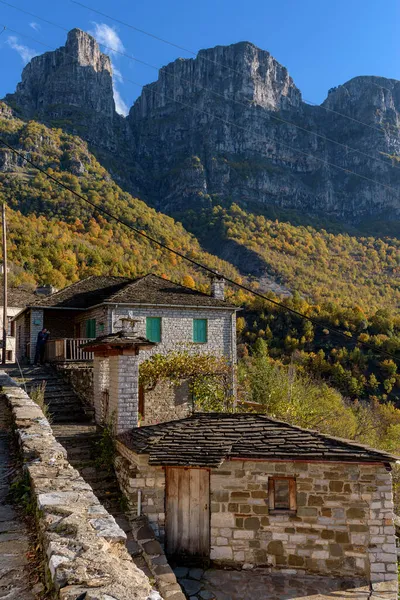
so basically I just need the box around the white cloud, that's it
[29,22,40,31]
[88,23,128,116]
[6,35,38,64]
[112,66,128,115]
[112,65,123,84]
[88,22,124,55]
[113,87,129,116]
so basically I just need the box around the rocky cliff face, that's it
[5,29,130,152]
[4,30,400,225]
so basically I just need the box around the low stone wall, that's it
[55,361,94,408]
[131,517,186,600]
[141,380,192,426]
[0,372,158,600]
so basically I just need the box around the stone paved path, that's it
[0,395,35,599]
[175,567,396,600]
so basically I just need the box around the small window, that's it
[268,477,296,512]
[193,319,207,343]
[146,317,161,342]
[85,318,96,338]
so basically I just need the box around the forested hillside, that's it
[0,103,241,290]
[178,201,400,313]
[1,101,400,412]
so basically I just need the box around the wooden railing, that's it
[45,338,94,362]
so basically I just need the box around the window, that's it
[85,318,96,338]
[146,317,161,342]
[193,318,207,343]
[268,477,296,512]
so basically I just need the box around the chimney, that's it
[35,285,58,296]
[211,274,225,300]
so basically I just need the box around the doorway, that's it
[165,467,210,560]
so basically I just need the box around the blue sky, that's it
[0,0,399,115]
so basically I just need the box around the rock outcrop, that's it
[5,28,130,152]
[4,29,400,225]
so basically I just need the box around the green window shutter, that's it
[193,319,207,343]
[86,319,96,338]
[146,317,161,342]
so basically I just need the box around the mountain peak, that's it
[65,28,112,73]
[4,28,117,142]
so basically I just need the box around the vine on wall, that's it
[139,351,234,411]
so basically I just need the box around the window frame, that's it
[193,318,208,343]
[268,476,296,513]
[146,316,162,343]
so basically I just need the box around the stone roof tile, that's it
[118,413,399,467]
[28,274,236,309]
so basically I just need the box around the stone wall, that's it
[111,306,236,366]
[115,441,166,541]
[0,372,158,600]
[29,308,44,362]
[55,361,94,407]
[75,305,109,338]
[208,460,398,593]
[109,353,140,433]
[141,380,192,426]
[115,448,398,596]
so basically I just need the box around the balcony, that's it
[44,338,94,362]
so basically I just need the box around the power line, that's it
[2,1,396,172]
[3,0,397,160]
[0,135,399,365]
[70,0,400,137]
[2,23,400,202]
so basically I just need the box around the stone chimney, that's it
[211,274,225,300]
[35,285,58,296]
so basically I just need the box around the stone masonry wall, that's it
[209,459,398,594]
[55,361,94,407]
[141,380,192,426]
[75,306,109,338]
[29,308,44,362]
[115,449,398,596]
[111,306,236,366]
[109,353,139,433]
[115,441,166,541]
[0,371,156,600]
[15,311,29,361]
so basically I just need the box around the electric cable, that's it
[0,135,399,365]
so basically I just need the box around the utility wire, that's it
[0,135,399,365]
[70,0,400,137]
[1,23,400,200]
[2,0,397,171]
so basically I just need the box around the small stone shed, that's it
[115,413,398,593]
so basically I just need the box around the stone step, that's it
[44,391,82,404]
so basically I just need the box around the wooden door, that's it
[166,467,210,559]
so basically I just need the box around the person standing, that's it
[34,328,49,365]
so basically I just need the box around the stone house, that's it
[0,286,37,362]
[115,413,398,594]
[14,274,238,420]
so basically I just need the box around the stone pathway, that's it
[175,567,395,600]
[0,395,36,599]
[6,365,152,579]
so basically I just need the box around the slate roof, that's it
[118,413,399,468]
[28,274,236,310]
[0,286,37,308]
[81,330,156,351]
